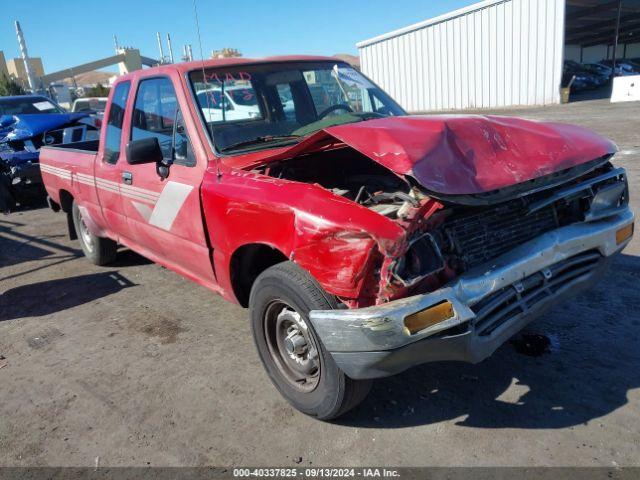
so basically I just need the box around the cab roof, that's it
[118,55,346,82]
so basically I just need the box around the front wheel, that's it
[72,201,117,265]
[249,261,372,420]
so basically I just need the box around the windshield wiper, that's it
[219,135,301,153]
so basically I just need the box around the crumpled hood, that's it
[0,113,89,143]
[259,115,616,196]
[325,115,616,195]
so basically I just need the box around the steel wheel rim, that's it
[264,300,321,392]
[78,214,94,252]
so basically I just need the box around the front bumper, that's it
[309,208,634,379]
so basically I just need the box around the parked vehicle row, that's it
[562,59,640,91]
[39,56,634,419]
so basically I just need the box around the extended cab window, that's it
[103,81,130,164]
[131,77,194,166]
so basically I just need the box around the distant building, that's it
[5,57,44,88]
[211,48,242,59]
[0,51,8,77]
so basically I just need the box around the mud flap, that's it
[0,172,16,213]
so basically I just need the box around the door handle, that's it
[122,171,133,185]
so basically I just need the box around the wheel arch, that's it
[229,243,289,307]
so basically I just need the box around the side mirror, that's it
[126,137,164,165]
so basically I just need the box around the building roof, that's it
[565,0,640,47]
[356,0,506,48]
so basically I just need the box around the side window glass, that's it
[173,109,195,167]
[131,77,177,160]
[104,81,130,164]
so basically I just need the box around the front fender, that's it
[201,167,406,303]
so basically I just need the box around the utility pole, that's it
[610,0,622,82]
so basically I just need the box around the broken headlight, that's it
[392,233,445,287]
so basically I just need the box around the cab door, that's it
[93,80,132,240]
[121,74,215,287]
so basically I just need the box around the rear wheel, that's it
[249,261,372,420]
[72,201,117,265]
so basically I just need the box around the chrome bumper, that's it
[309,208,634,379]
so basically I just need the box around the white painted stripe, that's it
[148,181,193,231]
[119,188,158,201]
[41,169,71,180]
[75,178,95,186]
[121,191,156,204]
[41,165,71,177]
[95,183,120,194]
[120,187,160,200]
[95,178,119,188]
[121,183,160,195]
[41,166,163,207]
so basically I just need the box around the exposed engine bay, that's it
[260,147,426,220]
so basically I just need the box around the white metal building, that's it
[357,0,640,111]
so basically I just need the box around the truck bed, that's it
[41,139,100,154]
[39,140,100,208]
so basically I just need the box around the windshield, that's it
[189,61,405,153]
[0,96,66,115]
[72,99,107,112]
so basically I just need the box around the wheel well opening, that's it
[230,244,288,307]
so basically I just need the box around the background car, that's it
[0,95,67,115]
[598,59,639,76]
[562,61,603,91]
[70,97,108,114]
[196,85,261,122]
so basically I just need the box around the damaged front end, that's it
[303,160,633,379]
[0,112,98,213]
[246,118,633,379]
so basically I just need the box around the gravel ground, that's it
[0,98,639,467]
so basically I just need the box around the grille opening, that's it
[439,201,564,271]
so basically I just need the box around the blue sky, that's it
[1,0,475,74]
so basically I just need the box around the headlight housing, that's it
[391,233,445,287]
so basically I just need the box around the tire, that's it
[249,261,372,420]
[72,201,117,266]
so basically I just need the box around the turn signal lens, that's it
[616,223,634,245]
[404,301,455,335]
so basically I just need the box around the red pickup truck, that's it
[40,56,634,419]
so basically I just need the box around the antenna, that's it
[192,0,221,179]
[113,35,120,53]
